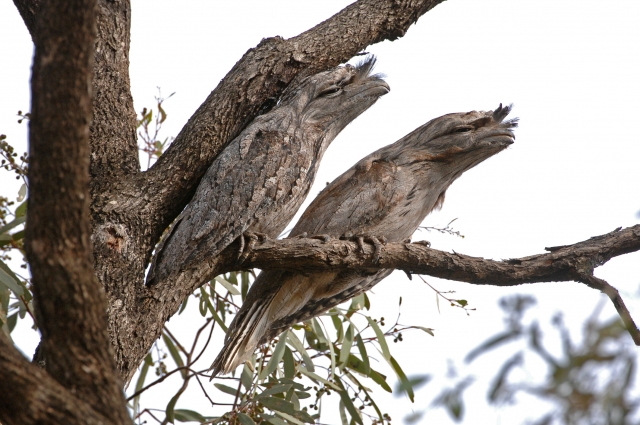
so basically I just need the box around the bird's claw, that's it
[341,234,388,263]
[237,232,269,263]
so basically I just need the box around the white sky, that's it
[1,1,639,424]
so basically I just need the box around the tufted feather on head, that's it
[493,103,519,128]
[352,55,385,83]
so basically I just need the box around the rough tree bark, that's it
[0,0,130,423]
[2,0,639,423]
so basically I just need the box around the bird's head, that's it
[399,104,517,172]
[279,56,390,140]
[385,104,517,210]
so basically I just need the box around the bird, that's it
[146,56,389,288]
[210,104,518,376]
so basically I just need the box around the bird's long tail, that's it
[209,292,277,378]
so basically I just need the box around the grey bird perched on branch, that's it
[146,56,389,288]
[211,104,518,376]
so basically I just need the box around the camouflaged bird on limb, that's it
[146,57,389,289]
[211,104,518,376]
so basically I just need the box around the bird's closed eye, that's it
[451,126,473,134]
[319,86,341,97]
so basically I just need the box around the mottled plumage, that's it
[146,57,389,287]
[211,104,518,376]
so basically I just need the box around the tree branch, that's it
[0,333,112,425]
[12,0,139,193]
[89,0,139,191]
[12,0,40,37]
[23,0,130,421]
[235,225,640,343]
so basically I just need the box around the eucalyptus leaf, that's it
[412,325,435,336]
[178,296,189,314]
[330,310,343,342]
[162,332,186,378]
[261,330,288,380]
[14,199,27,217]
[0,216,25,236]
[311,318,327,343]
[17,184,26,202]
[7,312,18,333]
[214,383,240,396]
[283,346,296,379]
[237,364,252,392]
[339,400,349,425]
[355,333,370,375]
[274,411,305,425]
[174,409,209,423]
[389,355,414,402]
[286,332,314,372]
[0,262,23,296]
[335,380,363,425]
[263,415,287,425]
[237,412,257,425]
[297,366,340,391]
[204,295,228,332]
[366,317,390,361]
[260,396,314,424]
[133,354,153,414]
[339,325,354,366]
[165,390,181,423]
[256,384,292,399]
[395,374,431,395]
[241,271,250,301]
[214,276,240,295]
[198,292,207,317]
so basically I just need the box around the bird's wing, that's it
[150,126,310,284]
[292,156,407,238]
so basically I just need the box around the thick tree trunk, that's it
[0,0,130,423]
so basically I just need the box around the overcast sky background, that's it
[1,0,639,423]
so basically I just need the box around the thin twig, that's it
[577,274,640,345]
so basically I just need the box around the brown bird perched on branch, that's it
[210,104,518,376]
[146,56,389,288]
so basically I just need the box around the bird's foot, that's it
[237,232,269,263]
[340,233,388,263]
[413,240,431,247]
